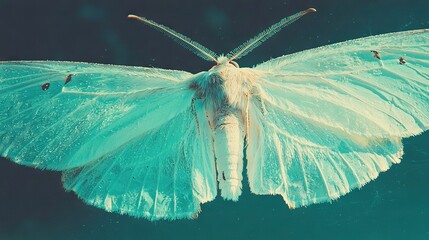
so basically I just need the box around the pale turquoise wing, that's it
[247,100,402,208]
[62,99,216,220]
[0,61,217,219]
[248,29,429,207]
[0,61,192,170]
[255,29,429,138]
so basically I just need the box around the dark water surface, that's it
[0,0,428,239]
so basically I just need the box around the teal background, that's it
[0,0,428,239]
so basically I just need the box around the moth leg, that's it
[191,98,200,134]
[261,97,267,114]
[245,93,250,145]
[253,86,267,115]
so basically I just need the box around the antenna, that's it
[227,8,317,62]
[128,14,219,63]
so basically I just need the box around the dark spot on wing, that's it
[65,74,74,85]
[189,81,199,91]
[370,50,381,60]
[399,57,406,65]
[222,171,226,180]
[189,81,203,99]
[41,82,50,91]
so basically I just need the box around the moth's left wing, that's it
[247,29,429,208]
[0,61,194,170]
[62,98,216,220]
[0,61,217,219]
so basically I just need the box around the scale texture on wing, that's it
[247,102,403,207]
[0,61,192,169]
[248,29,429,207]
[0,61,217,219]
[255,29,429,137]
[62,99,216,219]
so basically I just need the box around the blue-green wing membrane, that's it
[249,29,429,207]
[247,102,403,207]
[0,61,216,219]
[62,98,216,220]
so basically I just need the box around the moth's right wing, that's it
[0,61,217,219]
[246,100,403,208]
[246,29,429,208]
[255,29,429,138]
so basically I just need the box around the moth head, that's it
[208,55,240,71]
[207,57,241,81]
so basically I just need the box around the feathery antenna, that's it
[128,14,219,63]
[227,8,316,62]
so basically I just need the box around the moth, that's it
[0,8,428,220]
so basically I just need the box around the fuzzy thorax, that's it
[188,61,260,201]
[189,62,259,111]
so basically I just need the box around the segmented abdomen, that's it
[213,106,244,201]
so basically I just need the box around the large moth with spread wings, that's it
[1,8,428,220]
